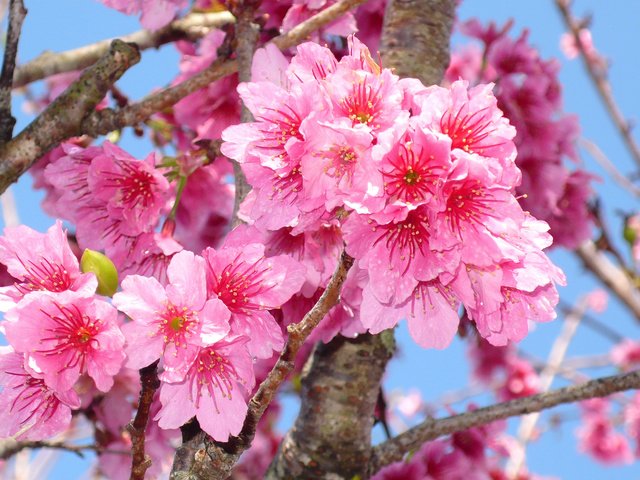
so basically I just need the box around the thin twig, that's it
[0,39,140,195]
[0,0,27,142]
[169,251,354,480]
[580,138,640,198]
[83,0,368,138]
[555,0,640,170]
[12,11,235,88]
[559,300,625,343]
[506,298,586,477]
[369,369,640,474]
[575,240,640,322]
[0,439,119,460]
[129,360,160,480]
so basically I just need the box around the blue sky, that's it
[3,0,640,478]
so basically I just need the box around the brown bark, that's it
[266,1,455,479]
[266,333,395,479]
[0,0,27,143]
[0,40,140,194]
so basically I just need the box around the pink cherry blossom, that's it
[113,250,231,380]
[99,0,188,30]
[88,143,170,237]
[4,291,125,393]
[155,336,255,442]
[578,414,633,464]
[0,221,97,309]
[611,339,640,371]
[203,232,306,358]
[0,348,80,440]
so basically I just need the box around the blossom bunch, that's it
[446,20,595,249]
[223,36,565,348]
[41,141,180,282]
[0,222,124,440]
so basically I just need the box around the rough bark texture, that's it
[266,2,455,478]
[232,0,260,225]
[380,0,454,84]
[0,0,27,143]
[266,332,395,479]
[0,40,140,194]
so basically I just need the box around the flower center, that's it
[440,106,499,154]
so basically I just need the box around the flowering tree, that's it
[0,0,639,479]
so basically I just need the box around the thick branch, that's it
[129,361,160,480]
[0,0,27,142]
[169,251,354,480]
[575,241,640,321]
[266,332,395,479]
[0,39,140,194]
[369,369,640,473]
[231,0,260,226]
[380,0,454,84]
[12,11,235,88]
[83,0,368,138]
[555,0,640,170]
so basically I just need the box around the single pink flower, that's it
[4,291,125,393]
[0,221,97,309]
[88,143,170,237]
[113,250,231,380]
[0,348,80,440]
[204,235,306,358]
[155,336,255,442]
[360,279,460,349]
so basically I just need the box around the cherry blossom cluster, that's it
[446,20,595,249]
[0,222,124,440]
[223,36,566,348]
[0,221,305,452]
[39,141,180,282]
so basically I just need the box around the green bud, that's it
[624,224,637,246]
[81,249,119,297]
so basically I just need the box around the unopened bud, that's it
[624,224,637,246]
[81,249,119,297]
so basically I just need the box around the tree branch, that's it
[82,0,368,138]
[0,439,124,460]
[0,0,27,143]
[0,39,140,194]
[129,360,160,480]
[231,0,260,226]
[555,0,640,170]
[169,251,354,480]
[12,11,235,89]
[575,241,640,322]
[369,369,640,474]
[380,0,454,84]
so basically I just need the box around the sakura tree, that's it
[0,0,638,479]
